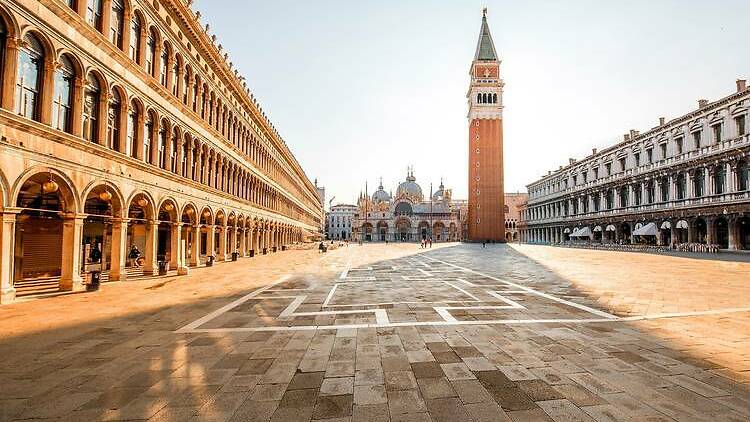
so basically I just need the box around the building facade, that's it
[353,173,461,242]
[325,204,356,240]
[467,9,505,242]
[504,192,527,242]
[519,80,750,250]
[0,0,323,302]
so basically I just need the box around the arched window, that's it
[192,78,199,112]
[181,137,189,177]
[0,18,6,100]
[738,160,749,191]
[693,169,704,197]
[144,111,154,163]
[145,28,156,76]
[676,173,686,199]
[86,0,103,30]
[107,89,122,151]
[52,55,75,133]
[200,85,207,119]
[171,56,180,97]
[158,120,167,169]
[129,14,142,62]
[82,73,101,142]
[170,127,178,173]
[714,165,726,194]
[160,43,169,86]
[127,100,140,158]
[476,93,481,103]
[15,33,45,120]
[493,93,497,103]
[182,67,190,104]
[110,0,125,48]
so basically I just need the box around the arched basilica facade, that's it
[353,171,461,242]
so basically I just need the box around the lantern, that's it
[203,210,211,218]
[186,207,195,216]
[42,178,59,194]
[137,198,149,208]
[164,203,174,212]
[98,190,113,202]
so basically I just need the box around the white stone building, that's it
[326,204,356,240]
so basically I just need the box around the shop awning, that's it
[633,222,657,236]
[571,227,592,238]
[676,220,689,229]
[660,221,671,230]
[593,225,602,232]
[563,228,571,234]
[605,224,617,232]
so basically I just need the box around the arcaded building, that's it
[519,80,750,250]
[504,192,527,242]
[0,0,323,302]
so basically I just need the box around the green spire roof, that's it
[474,8,498,61]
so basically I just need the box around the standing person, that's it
[429,238,432,248]
[129,245,142,267]
[482,240,486,248]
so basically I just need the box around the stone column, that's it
[206,225,216,261]
[39,60,55,125]
[1,37,19,110]
[706,218,715,245]
[728,218,739,251]
[60,214,85,292]
[670,223,678,246]
[0,211,18,304]
[190,224,200,267]
[239,228,246,256]
[688,221,696,243]
[728,162,737,193]
[142,220,158,276]
[669,175,677,201]
[109,218,128,282]
[217,225,227,261]
[170,222,181,269]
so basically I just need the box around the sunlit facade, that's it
[0,0,322,302]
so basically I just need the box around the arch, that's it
[180,201,198,225]
[0,4,20,40]
[0,166,9,208]
[51,51,80,133]
[12,166,80,213]
[156,196,179,222]
[214,209,226,226]
[199,205,214,226]
[125,189,156,220]
[80,179,125,218]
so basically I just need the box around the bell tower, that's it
[467,8,505,242]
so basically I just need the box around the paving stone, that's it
[353,384,387,405]
[426,397,473,422]
[412,362,445,379]
[313,394,353,419]
[321,377,354,396]
[450,379,494,404]
[417,377,457,399]
[387,389,427,415]
[464,400,512,422]
[352,404,389,422]
[288,371,325,390]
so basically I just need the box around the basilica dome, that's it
[396,171,423,202]
[372,180,391,203]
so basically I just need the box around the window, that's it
[646,181,655,204]
[170,128,179,173]
[634,152,640,166]
[646,149,653,164]
[593,195,600,212]
[692,130,702,148]
[660,143,667,159]
[634,184,641,206]
[714,165,725,194]
[110,0,124,48]
[618,157,626,172]
[693,169,704,197]
[605,162,611,176]
[736,115,746,137]
[82,74,101,142]
[675,137,683,155]
[160,43,169,87]
[107,89,122,151]
[172,59,180,97]
[52,55,74,133]
[144,112,154,163]
[129,14,142,62]
[738,160,749,191]
[146,29,156,76]
[619,187,628,207]
[127,101,139,158]
[712,124,722,144]
[15,34,44,120]
[606,189,614,209]
[86,0,103,30]
[660,177,670,202]
[593,168,598,180]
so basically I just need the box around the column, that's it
[0,211,18,303]
[727,162,737,193]
[669,175,677,201]
[706,218,715,245]
[206,225,216,261]
[1,37,19,110]
[728,218,739,251]
[217,225,227,261]
[60,214,85,292]
[190,224,200,266]
[170,222,181,270]
[109,218,128,282]
[239,228,246,256]
[670,223,678,246]
[142,220,158,276]
[177,223,189,275]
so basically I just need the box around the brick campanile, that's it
[467,8,505,242]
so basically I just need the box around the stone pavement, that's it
[1,243,749,421]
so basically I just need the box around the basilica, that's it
[352,170,462,242]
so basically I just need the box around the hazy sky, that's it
[196,0,750,207]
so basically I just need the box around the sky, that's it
[196,0,750,208]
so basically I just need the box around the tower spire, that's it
[474,8,498,61]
